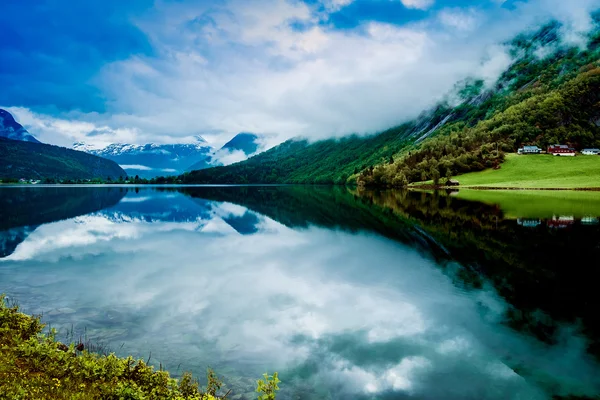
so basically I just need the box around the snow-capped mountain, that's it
[73,136,213,178]
[187,133,261,171]
[0,109,41,143]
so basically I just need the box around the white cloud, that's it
[120,164,153,171]
[400,0,435,10]
[119,165,177,172]
[437,8,481,32]
[3,106,140,148]
[210,148,252,166]
[6,0,600,149]
[324,0,355,11]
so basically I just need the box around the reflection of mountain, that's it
[0,226,38,258]
[0,187,127,230]
[174,186,600,362]
[96,190,261,235]
[0,187,126,257]
[174,186,450,257]
[222,212,260,235]
[99,191,213,223]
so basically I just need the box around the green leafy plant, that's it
[0,295,278,399]
[256,372,280,400]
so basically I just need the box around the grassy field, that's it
[455,153,600,188]
[455,190,600,218]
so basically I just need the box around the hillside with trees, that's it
[0,137,127,181]
[182,19,600,186]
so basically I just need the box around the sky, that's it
[2,0,600,149]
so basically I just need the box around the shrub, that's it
[0,296,278,400]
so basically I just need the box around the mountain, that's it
[221,132,260,154]
[0,137,127,180]
[180,20,600,185]
[186,132,260,172]
[74,136,212,178]
[0,109,40,143]
[0,186,126,258]
[182,124,419,184]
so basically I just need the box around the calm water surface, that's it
[1,186,600,399]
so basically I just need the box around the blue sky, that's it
[2,0,600,148]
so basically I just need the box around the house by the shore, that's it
[517,145,542,154]
[548,144,576,156]
[581,148,600,155]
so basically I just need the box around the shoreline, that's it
[463,186,600,191]
[409,184,600,191]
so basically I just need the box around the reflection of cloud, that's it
[3,215,600,399]
[3,216,140,261]
[214,202,248,218]
[199,218,240,235]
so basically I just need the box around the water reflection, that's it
[0,186,599,399]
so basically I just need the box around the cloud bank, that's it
[3,0,600,148]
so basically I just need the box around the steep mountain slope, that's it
[0,109,40,143]
[359,21,600,186]
[182,122,429,184]
[221,132,260,155]
[74,136,212,178]
[186,132,261,171]
[0,137,126,180]
[181,20,600,185]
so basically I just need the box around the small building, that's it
[581,217,599,225]
[446,179,460,186]
[581,148,600,155]
[517,218,542,228]
[547,215,575,229]
[548,144,576,156]
[518,146,542,154]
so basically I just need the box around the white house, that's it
[517,146,542,154]
[581,148,600,155]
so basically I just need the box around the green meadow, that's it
[455,153,600,188]
[455,189,600,219]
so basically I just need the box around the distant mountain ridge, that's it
[187,132,260,171]
[74,136,213,178]
[0,109,126,181]
[221,133,260,154]
[0,109,40,143]
[0,137,126,180]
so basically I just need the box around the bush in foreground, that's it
[0,296,279,400]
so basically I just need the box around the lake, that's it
[1,185,600,399]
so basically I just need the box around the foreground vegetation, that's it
[453,153,600,188]
[0,296,279,400]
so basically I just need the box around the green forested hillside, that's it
[184,124,415,184]
[0,138,127,181]
[183,20,600,186]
